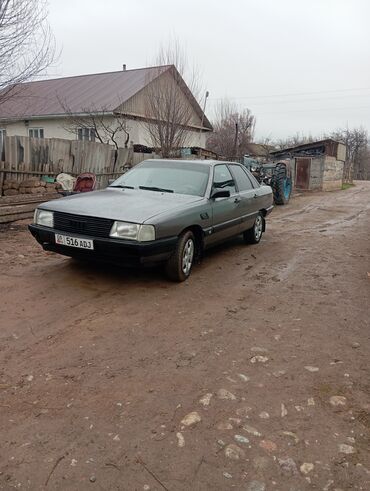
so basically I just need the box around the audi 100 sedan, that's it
[29,160,273,281]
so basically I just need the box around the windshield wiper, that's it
[139,186,174,193]
[109,184,134,189]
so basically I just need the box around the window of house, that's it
[29,128,44,139]
[77,127,96,142]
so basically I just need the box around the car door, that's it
[228,164,260,232]
[207,164,241,245]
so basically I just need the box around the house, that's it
[0,65,212,151]
[243,142,276,160]
[270,139,346,191]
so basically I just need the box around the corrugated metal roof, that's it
[0,66,170,119]
[270,138,342,156]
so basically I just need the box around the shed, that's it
[270,139,346,191]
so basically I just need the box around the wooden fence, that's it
[0,135,138,195]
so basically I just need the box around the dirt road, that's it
[0,183,369,491]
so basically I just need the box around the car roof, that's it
[143,159,242,167]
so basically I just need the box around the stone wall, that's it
[309,157,324,190]
[2,178,60,196]
[322,156,344,191]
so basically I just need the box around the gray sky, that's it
[48,0,370,140]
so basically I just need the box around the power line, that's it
[256,104,370,116]
[208,87,370,101]
[208,93,370,107]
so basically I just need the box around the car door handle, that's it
[234,197,241,203]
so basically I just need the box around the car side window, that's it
[213,165,236,195]
[229,164,255,191]
[244,167,260,188]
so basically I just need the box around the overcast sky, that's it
[48,0,370,140]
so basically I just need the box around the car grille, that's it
[53,212,114,238]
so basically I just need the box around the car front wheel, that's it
[165,230,195,282]
[243,213,264,244]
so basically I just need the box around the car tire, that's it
[243,213,264,244]
[165,230,195,282]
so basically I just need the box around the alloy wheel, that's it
[254,215,263,241]
[182,238,194,275]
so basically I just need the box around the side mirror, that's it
[211,188,230,199]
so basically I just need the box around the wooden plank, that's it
[0,203,41,216]
[0,193,60,207]
[0,211,35,224]
[0,194,61,223]
[0,169,58,176]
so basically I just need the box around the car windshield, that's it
[110,161,210,197]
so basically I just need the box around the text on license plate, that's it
[55,234,94,250]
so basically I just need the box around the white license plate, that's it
[55,233,94,250]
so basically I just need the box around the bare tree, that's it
[58,99,130,150]
[256,136,277,160]
[356,144,370,180]
[328,127,369,182]
[0,0,56,105]
[206,99,255,159]
[273,132,316,151]
[142,40,203,157]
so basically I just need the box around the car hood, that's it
[40,188,204,223]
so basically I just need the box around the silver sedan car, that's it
[29,160,273,281]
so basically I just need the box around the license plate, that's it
[55,233,94,250]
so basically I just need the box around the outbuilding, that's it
[270,139,346,191]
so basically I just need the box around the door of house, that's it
[295,158,311,189]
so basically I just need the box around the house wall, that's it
[120,70,204,129]
[128,120,206,148]
[0,115,207,149]
[0,119,72,140]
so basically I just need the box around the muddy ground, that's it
[0,182,369,491]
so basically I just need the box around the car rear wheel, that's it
[243,213,264,244]
[165,230,195,282]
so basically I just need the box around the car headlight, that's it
[34,209,54,228]
[109,221,155,241]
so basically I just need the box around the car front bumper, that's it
[28,224,177,266]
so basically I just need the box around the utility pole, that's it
[199,91,209,149]
[233,122,238,160]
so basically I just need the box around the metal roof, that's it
[270,138,342,156]
[0,65,172,119]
